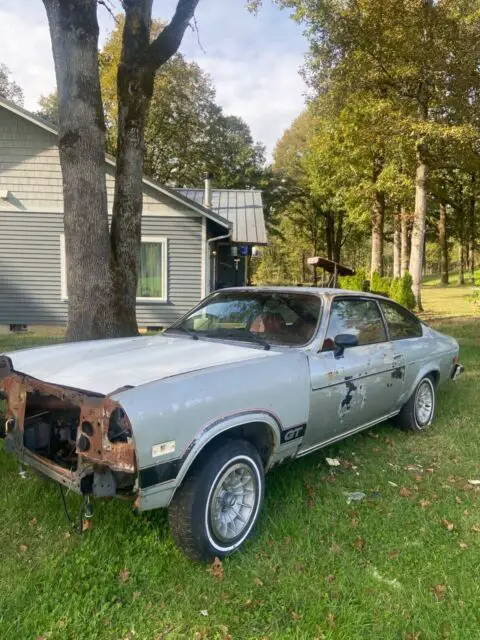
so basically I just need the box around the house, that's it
[0,97,267,329]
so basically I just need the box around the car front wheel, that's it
[168,438,265,561]
[396,374,436,432]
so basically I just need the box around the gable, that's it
[0,100,230,229]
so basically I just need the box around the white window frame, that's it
[136,235,168,303]
[59,234,168,303]
[60,233,67,301]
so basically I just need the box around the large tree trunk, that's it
[409,148,428,311]
[43,0,118,341]
[400,206,409,276]
[393,211,401,278]
[438,202,449,285]
[43,0,200,340]
[371,190,385,277]
[110,1,155,335]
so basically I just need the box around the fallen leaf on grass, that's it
[291,611,301,621]
[458,542,468,550]
[254,577,264,587]
[330,542,342,554]
[29,517,37,527]
[208,557,224,581]
[199,610,208,617]
[326,574,335,583]
[426,468,435,474]
[244,599,253,608]
[471,525,480,533]
[351,517,359,528]
[354,536,365,551]
[431,584,447,600]
[468,480,480,486]
[64,531,71,539]
[132,591,141,601]
[414,475,423,483]
[326,457,341,467]
[400,487,413,497]
[419,499,431,509]
[368,432,380,439]
[405,633,421,640]
[118,569,130,583]
[455,496,462,504]
[388,481,398,487]
[441,519,456,531]
[81,519,93,532]
[18,544,28,553]
[327,612,336,628]
[388,550,400,560]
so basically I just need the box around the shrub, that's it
[370,271,392,297]
[339,268,368,291]
[392,272,416,309]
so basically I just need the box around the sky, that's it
[0,0,308,159]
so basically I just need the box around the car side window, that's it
[379,300,423,340]
[322,298,387,351]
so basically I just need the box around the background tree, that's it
[0,64,24,105]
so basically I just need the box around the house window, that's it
[137,237,168,302]
[59,234,168,302]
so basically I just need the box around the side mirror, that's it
[334,333,358,358]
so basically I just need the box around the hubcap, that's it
[209,462,257,542]
[415,380,433,426]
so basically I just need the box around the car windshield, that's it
[167,290,322,347]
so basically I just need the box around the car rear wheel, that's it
[395,374,436,432]
[168,438,265,561]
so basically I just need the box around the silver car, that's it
[0,287,463,560]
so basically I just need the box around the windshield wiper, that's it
[164,326,199,340]
[204,329,271,351]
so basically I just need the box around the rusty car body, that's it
[0,287,463,560]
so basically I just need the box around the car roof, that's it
[214,286,387,300]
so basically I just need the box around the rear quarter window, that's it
[379,300,422,340]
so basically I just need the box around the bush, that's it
[391,272,416,309]
[370,271,392,297]
[339,268,368,291]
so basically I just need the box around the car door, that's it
[377,299,427,409]
[300,296,403,452]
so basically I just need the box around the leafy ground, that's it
[1,293,479,639]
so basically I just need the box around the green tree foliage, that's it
[99,16,265,188]
[0,64,23,105]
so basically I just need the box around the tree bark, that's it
[371,189,385,277]
[400,206,409,276]
[42,0,118,341]
[409,148,428,311]
[393,211,401,278]
[438,202,449,285]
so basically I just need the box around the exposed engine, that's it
[24,408,81,470]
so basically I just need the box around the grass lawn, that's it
[1,301,480,639]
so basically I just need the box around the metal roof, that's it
[177,188,267,245]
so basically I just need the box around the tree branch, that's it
[147,0,200,70]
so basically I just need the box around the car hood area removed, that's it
[6,335,278,395]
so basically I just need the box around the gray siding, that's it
[0,212,202,327]
[0,106,205,328]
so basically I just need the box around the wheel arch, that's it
[171,412,281,498]
[409,364,441,398]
